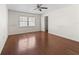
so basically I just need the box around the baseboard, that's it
[48,32,79,43]
[8,31,41,36]
[0,36,8,54]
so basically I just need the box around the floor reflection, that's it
[44,32,48,47]
[18,36,36,52]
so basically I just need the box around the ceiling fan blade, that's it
[39,4,42,6]
[41,7,48,9]
[38,4,42,6]
[37,4,42,8]
[34,8,38,10]
[34,4,47,11]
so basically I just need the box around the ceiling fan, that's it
[34,4,48,11]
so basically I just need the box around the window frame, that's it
[19,16,36,27]
[28,16,36,27]
[19,16,28,27]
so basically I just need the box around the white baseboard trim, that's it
[48,31,79,42]
[0,36,8,54]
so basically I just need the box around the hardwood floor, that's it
[1,31,79,55]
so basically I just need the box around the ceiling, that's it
[7,4,71,14]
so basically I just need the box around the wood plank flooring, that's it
[1,31,79,55]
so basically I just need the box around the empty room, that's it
[1,4,79,55]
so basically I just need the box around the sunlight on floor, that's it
[18,36,36,52]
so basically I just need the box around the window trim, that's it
[19,16,36,28]
[28,16,36,27]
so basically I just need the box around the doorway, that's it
[44,16,48,32]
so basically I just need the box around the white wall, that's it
[49,5,79,42]
[0,5,8,54]
[8,10,41,35]
[41,5,79,42]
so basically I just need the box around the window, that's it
[29,17,35,26]
[19,16,28,27]
[19,16,35,27]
